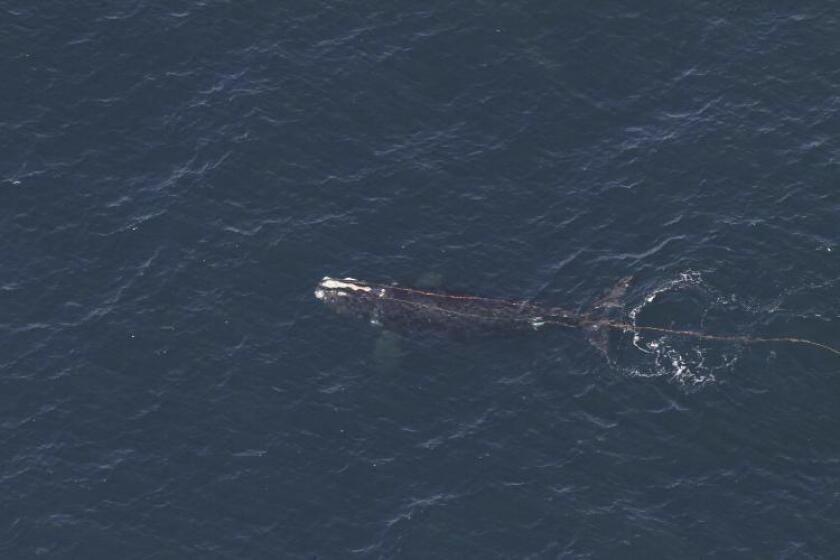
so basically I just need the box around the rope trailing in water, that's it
[590,319,840,357]
[363,282,840,357]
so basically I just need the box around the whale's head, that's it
[314,276,374,301]
[314,276,384,320]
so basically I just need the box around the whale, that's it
[314,276,586,336]
[314,276,840,358]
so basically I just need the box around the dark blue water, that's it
[2,3,839,558]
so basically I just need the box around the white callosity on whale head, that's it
[314,276,372,300]
[320,277,371,291]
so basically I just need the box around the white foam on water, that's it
[625,270,721,387]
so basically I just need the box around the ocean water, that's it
[2,2,839,558]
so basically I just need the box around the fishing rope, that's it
[590,319,840,357]
[361,283,840,357]
[368,282,545,307]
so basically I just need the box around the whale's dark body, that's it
[314,276,592,336]
[314,276,840,359]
